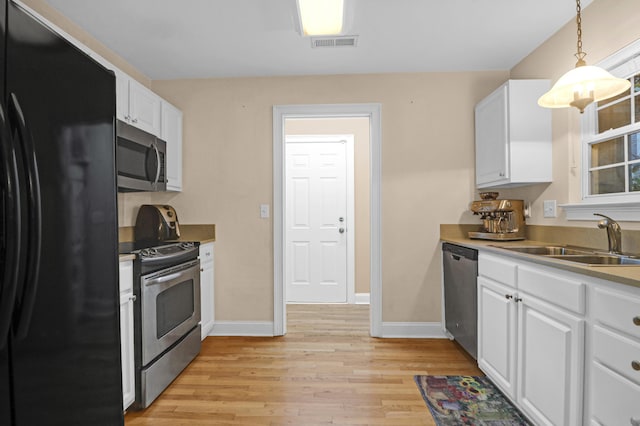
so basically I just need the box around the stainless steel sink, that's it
[548,255,640,266]
[497,246,591,256]
[493,245,640,266]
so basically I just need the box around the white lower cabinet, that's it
[517,293,584,426]
[199,243,215,340]
[478,253,585,426]
[119,260,135,411]
[586,282,640,426]
[478,276,518,398]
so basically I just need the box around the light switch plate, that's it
[543,200,557,218]
[260,204,270,219]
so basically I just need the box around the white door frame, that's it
[285,135,355,304]
[273,103,382,337]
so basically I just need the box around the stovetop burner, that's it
[119,240,199,272]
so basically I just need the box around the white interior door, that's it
[286,138,348,303]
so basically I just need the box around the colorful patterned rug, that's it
[414,375,531,425]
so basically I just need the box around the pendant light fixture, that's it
[538,0,631,113]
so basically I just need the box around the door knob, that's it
[339,228,345,234]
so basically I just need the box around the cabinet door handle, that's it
[505,294,513,300]
[129,295,137,302]
[200,268,204,272]
[514,297,522,303]
[632,361,640,371]
[633,316,640,326]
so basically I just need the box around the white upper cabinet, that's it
[161,101,183,192]
[475,79,552,188]
[115,70,162,137]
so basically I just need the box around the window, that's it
[581,40,640,204]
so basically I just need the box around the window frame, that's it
[561,39,640,220]
[581,40,640,204]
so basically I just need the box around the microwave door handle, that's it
[152,142,161,186]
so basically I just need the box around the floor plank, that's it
[125,304,481,425]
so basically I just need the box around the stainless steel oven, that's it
[140,259,201,366]
[119,240,202,410]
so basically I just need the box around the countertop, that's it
[441,235,640,289]
[118,224,216,244]
[118,224,216,261]
[119,253,136,262]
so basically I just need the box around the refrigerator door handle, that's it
[0,103,23,350]
[8,93,42,340]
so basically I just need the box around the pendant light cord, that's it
[574,0,587,66]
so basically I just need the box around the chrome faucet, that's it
[594,213,622,254]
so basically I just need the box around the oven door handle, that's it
[145,272,184,286]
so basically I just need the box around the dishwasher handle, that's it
[442,242,478,261]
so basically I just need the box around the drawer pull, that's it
[632,361,640,371]
[634,316,640,326]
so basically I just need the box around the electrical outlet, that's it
[543,200,557,218]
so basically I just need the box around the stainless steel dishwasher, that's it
[442,242,478,359]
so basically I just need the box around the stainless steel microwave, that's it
[116,120,166,192]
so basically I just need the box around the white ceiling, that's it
[44,0,593,80]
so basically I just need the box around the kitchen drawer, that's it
[119,260,133,294]
[199,243,214,265]
[592,286,640,340]
[518,264,585,314]
[478,253,517,287]
[593,325,640,386]
[590,361,640,426]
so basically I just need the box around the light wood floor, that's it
[125,304,481,425]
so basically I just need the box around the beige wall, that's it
[149,72,508,322]
[501,0,640,231]
[285,117,371,295]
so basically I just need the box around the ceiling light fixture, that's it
[296,0,344,36]
[538,0,631,113]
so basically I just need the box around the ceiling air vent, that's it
[311,35,358,49]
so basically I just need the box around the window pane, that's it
[636,95,640,123]
[598,99,631,133]
[629,132,640,160]
[635,75,640,92]
[630,164,640,192]
[590,166,625,194]
[591,137,624,167]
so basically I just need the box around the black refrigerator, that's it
[0,1,124,425]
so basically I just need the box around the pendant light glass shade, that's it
[538,64,631,113]
[537,0,632,113]
[297,0,344,36]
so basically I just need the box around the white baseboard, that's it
[380,321,447,338]
[355,293,370,304]
[210,321,274,337]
